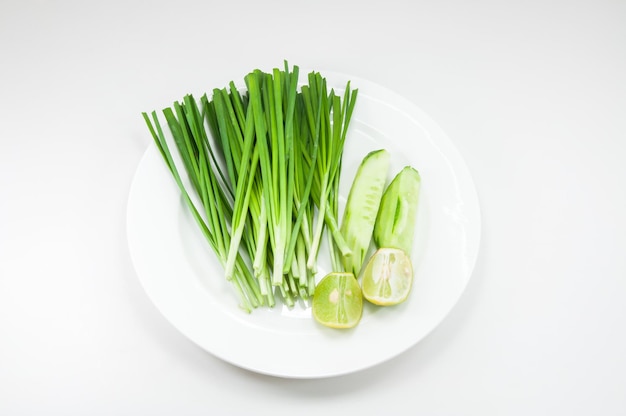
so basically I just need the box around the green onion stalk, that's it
[142,61,358,311]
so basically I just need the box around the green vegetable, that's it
[339,149,391,277]
[301,73,357,273]
[143,97,263,312]
[373,166,421,254]
[142,62,358,311]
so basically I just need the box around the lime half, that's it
[361,248,414,306]
[312,272,363,329]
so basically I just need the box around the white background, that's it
[1,0,625,414]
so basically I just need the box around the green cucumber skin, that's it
[340,149,391,277]
[373,166,421,255]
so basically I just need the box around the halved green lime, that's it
[361,248,413,306]
[312,272,363,329]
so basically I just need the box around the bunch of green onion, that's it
[142,62,358,312]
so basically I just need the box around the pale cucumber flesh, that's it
[373,166,421,255]
[340,149,391,277]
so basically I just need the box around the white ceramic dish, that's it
[126,71,481,378]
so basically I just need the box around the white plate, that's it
[126,71,481,379]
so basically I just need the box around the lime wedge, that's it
[361,248,413,306]
[312,272,363,329]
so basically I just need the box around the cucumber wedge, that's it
[373,166,421,254]
[340,149,391,277]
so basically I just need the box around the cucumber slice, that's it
[340,149,391,277]
[373,166,421,254]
